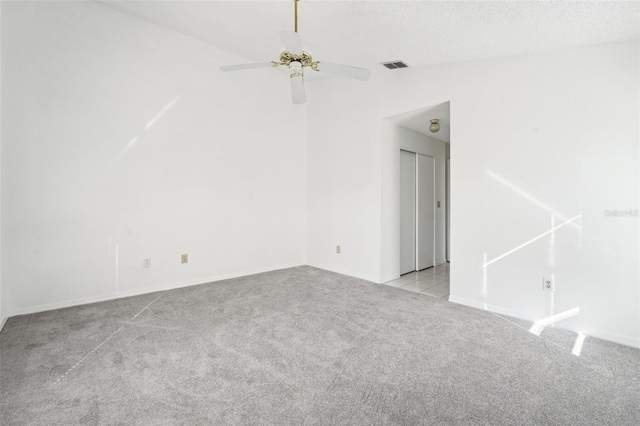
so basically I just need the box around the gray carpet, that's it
[1,266,639,425]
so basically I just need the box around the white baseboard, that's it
[449,295,640,349]
[575,327,640,349]
[448,295,530,320]
[306,263,379,283]
[4,262,305,320]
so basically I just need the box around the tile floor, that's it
[382,262,450,300]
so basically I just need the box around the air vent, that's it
[381,61,408,69]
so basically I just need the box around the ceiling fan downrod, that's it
[294,0,298,33]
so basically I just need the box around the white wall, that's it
[0,1,5,330]
[305,77,381,282]
[381,123,447,282]
[2,2,638,350]
[0,121,3,329]
[1,1,307,315]
[307,41,639,348]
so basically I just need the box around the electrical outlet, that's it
[336,245,341,254]
[143,258,151,268]
[437,201,441,208]
[181,253,188,264]
[542,277,552,291]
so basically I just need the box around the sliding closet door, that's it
[400,150,416,275]
[417,154,435,270]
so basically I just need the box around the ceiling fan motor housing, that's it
[280,51,315,68]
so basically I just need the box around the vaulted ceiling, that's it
[101,0,639,76]
[98,1,638,139]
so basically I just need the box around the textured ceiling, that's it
[100,0,639,73]
[98,0,638,137]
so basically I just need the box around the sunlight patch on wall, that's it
[486,170,580,230]
[107,95,180,169]
[482,214,582,268]
[146,96,180,130]
[482,252,488,298]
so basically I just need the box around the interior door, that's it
[417,154,435,270]
[400,150,416,275]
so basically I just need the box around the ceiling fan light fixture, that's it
[429,119,440,133]
[290,61,303,78]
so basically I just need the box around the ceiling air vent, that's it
[381,61,408,69]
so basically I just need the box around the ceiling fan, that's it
[219,0,370,105]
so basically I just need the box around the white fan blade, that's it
[279,31,303,55]
[315,62,370,81]
[290,75,306,104]
[220,62,274,72]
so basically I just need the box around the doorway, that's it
[380,100,450,285]
[400,150,435,275]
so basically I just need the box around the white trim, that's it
[306,263,379,283]
[449,295,640,349]
[4,262,305,319]
[0,315,8,333]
